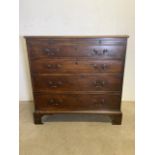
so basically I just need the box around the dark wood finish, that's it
[32,74,122,92]
[31,59,124,74]
[33,112,43,125]
[111,113,122,125]
[28,44,126,59]
[25,36,128,125]
[34,93,121,111]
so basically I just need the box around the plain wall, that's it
[19,0,134,101]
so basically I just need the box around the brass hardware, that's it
[48,81,57,88]
[103,49,108,54]
[92,48,108,56]
[47,64,62,69]
[48,99,63,106]
[48,81,63,88]
[93,49,98,55]
[93,99,105,105]
[91,64,107,70]
[94,80,105,88]
[43,48,57,56]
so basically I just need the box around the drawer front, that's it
[28,45,125,59]
[33,74,122,92]
[31,59,123,74]
[26,37,127,46]
[34,93,121,111]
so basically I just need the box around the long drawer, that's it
[34,93,121,111]
[32,74,122,92]
[31,59,124,74]
[28,45,126,59]
[26,37,127,46]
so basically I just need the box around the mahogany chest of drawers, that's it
[25,36,128,125]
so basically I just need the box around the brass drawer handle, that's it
[94,80,105,88]
[48,99,63,106]
[43,48,56,56]
[93,49,99,55]
[43,48,59,56]
[48,81,63,88]
[44,48,50,52]
[93,99,105,105]
[103,49,108,54]
[91,64,107,70]
[93,49,102,56]
[48,81,57,88]
[47,64,62,69]
[92,48,108,56]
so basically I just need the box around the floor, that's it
[19,101,134,155]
